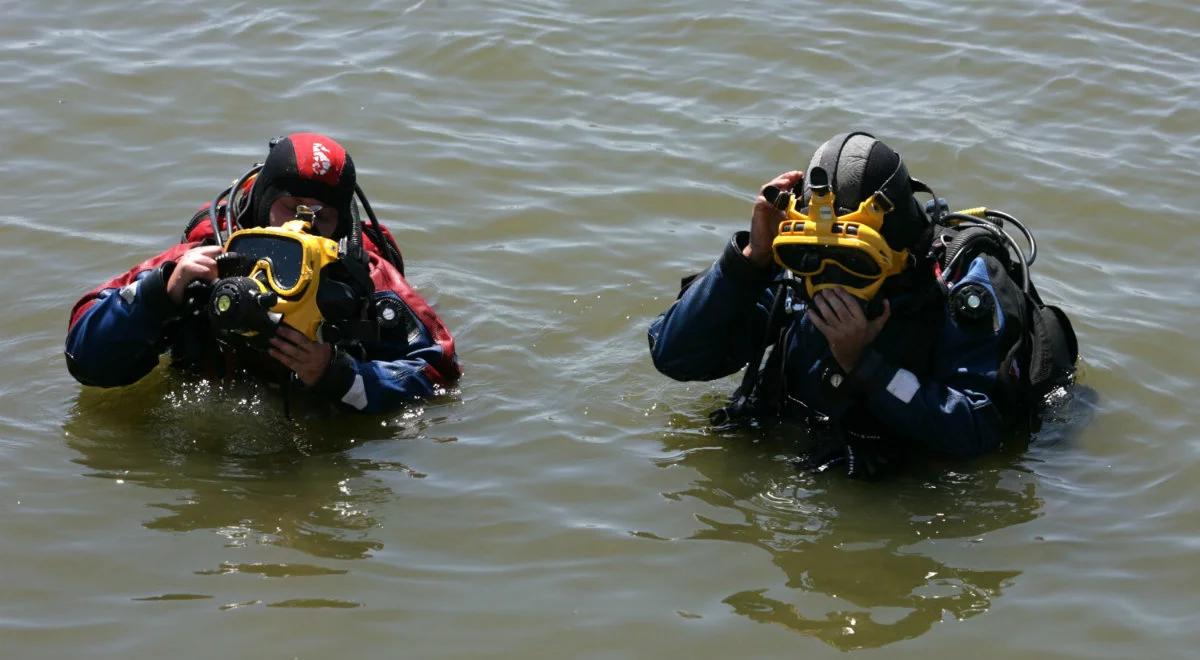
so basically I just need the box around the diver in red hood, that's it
[66,132,460,414]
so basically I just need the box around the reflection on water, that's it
[660,421,1043,651]
[63,369,437,561]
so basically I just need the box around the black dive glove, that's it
[793,412,904,480]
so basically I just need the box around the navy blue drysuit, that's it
[648,232,1014,463]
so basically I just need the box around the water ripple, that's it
[3,0,1200,657]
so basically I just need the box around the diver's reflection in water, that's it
[659,420,1041,651]
[63,370,437,561]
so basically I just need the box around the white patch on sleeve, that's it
[885,368,920,404]
[118,281,140,305]
[341,374,368,410]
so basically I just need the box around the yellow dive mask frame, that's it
[219,206,341,340]
[770,169,909,302]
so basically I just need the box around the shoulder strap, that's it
[709,279,795,426]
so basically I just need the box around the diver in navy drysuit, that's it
[648,133,1028,476]
[66,133,460,414]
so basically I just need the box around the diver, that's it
[66,132,461,414]
[647,132,1077,477]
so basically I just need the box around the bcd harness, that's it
[930,205,1078,426]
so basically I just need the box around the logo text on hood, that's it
[312,142,332,176]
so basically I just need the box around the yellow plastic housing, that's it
[771,189,909,301]
[221,219,341,340]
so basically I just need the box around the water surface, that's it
[2,1,1198,657]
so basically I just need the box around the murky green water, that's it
[3,1,1199,657]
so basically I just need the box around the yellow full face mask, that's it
[770,167,910,302]
[214,206,341,341]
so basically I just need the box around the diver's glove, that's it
[314,345,357,398]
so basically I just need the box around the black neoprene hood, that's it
[244,132,357,239]
[801,132,930,252]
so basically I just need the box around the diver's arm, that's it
[65,245,195,387]
[647,231,779,381]
[650,172,799,381]
[841,260,1010,458]
[315,291,460,414]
